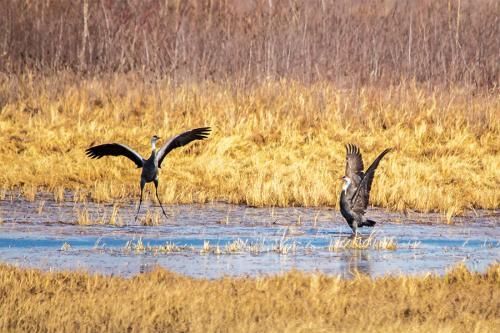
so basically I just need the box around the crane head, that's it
[151,135,161,143]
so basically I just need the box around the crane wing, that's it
[351,148,391,214]
[157,127,211,168]
[85,143,144,168]
[345,144,364,182]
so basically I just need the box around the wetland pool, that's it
[0,194,498,278]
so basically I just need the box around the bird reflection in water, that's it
[340,248,372,278]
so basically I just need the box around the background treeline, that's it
[1,0,498,87]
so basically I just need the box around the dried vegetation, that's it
[0,76,498,214]
[0,264,498,332]
[0,0,498,213]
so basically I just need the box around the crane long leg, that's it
[135,179,146,222]
[349,220,359,238]
[154,179,168,220]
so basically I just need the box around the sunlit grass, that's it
[328,234,398,251]
[224,239,247,253]
[121,232,405,256]
[1,74,498,216]
[124,239,190,255]
[373,237,398,250]
[76,207,92,225]
[139,210,162,226]
[0,263,498,332]
[37,200,45,215]
[326,229,425,251]
[200,239,265,255]
[75,204,123,226]
[124,238,146,253]
[60,242,71,251]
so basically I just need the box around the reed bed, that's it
[0,263,497,332]
[75,204,123,226]
[328,234,398,251]
[0,74,498,215]
[100,234,407,256]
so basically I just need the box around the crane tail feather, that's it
[363,219,376,227]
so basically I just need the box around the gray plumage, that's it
[86,127,211,221]
[340,144,391,234]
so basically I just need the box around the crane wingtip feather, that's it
[345,143,362,155]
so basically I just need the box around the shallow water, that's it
[0,193,498,278]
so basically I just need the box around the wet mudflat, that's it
[0,193,498,278]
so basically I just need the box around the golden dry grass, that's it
[328,234,398,251]
[121,233,405,256]
[0,263,498,332]
[0,73,499,214]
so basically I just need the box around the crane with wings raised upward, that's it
[86,127,211,221]
[339,144,391,234]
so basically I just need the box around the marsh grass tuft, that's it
[60,242,72,251]
[37,201,45,215]
[75,205,123,226]
[22,185,37,202]
[125,239,190,255]
[444,206,459,224]
[225,239,247,253]
[76,207,92,225]
[107,204,122,226]
[124,238,146,254]
[328,233,398,251]
[154,242,183,254]
[140,210,162,226]
[217,215,230,225]
[373,237,398,250]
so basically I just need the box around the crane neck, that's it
[151,140,157,153]
[342,178,351,192]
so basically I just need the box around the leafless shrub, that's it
[0,0,497,87]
